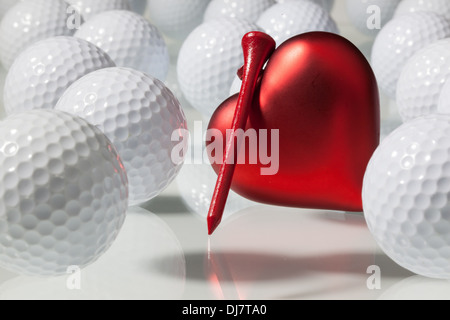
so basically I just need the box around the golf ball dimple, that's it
[397,39,450,122]
[0,110,129,276]
[75,10,169,81]
[257,1,339,47]
[148,0,211,41]
[346,0,401,37]
[0,0,74,70]
[0,207,186,300]
[204,0,275,23]
[66,0,130,21]
[177,18,261,117]
[371,12,450,99]
[395,0,450,21]
[4,36,115,115]
[56,67,187,206]
[363,114,450,279]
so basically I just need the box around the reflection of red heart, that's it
[208,32,380,212]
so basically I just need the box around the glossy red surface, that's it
[208,32,380,217]
[207,32,276,235]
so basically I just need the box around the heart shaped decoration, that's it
[208,32,380,214]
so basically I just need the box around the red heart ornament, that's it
[208,32,380,212]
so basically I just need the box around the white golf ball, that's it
[56,67,187,206]
[395,0,450,21]
[275,0,335,13]
[397,39,450,122]
[257,1,339,46]
[177,143,256,220]
[0,0,19,21]
[177,19,261,117]
[0,0,75,70]
[0,110,129,276]
[204,0,275,23]
[75,10,169,81]
[346,0,401,37]
[129,0,148,14]
[371,12,450,99]
[4,36,115,115]
[148,0,211,41]
[438,78,450,115]
[66,0,130,21]
[363,114,450,279]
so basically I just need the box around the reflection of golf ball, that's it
[0,207,186,300]
[346,0,401,37]
[395,0,450,21]
[148,0,211,41]
[75,10,169,81]
[275,0,335,12]
[363,115,450,279]
[397,39,450,122]
[257,1,338,46]
[0,0,74,69]
[177,19,260,117]
[0,110,128,276]
[128,0,147,14]
[438,78,450,114]
[4,37,114,115]
[204,0,274,23]
[371,12,450,99]
[56,67,187,206]
[66,0,130,21]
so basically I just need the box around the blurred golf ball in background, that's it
[75,10,169,81]
[371,12,450,99]
[397,39,450,122]
[257,0,338,46]
[4,36,115,115]
[56,67,187,206]
[204,0,274,23]
[66,0,131,21]
[177,18,261,117]
[395,0,450,21]
[346,0,401,37]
